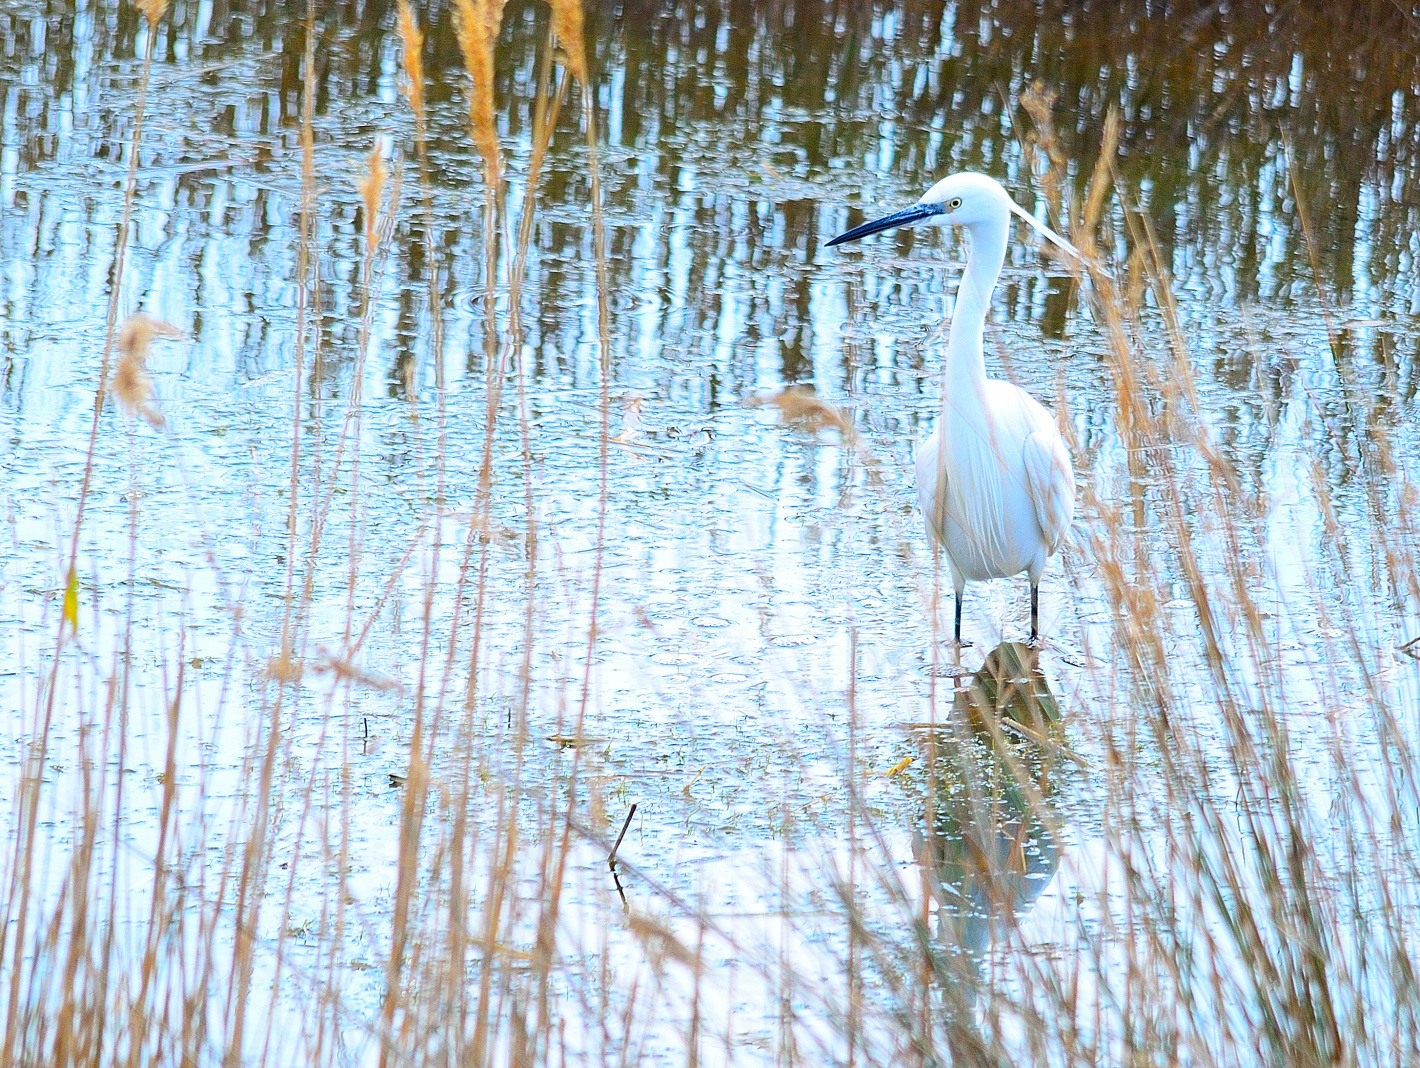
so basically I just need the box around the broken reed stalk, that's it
[609,803,638,868]
[1282,131,1346,369]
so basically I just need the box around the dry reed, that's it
[111,314,183,429]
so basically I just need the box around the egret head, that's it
[826,171,1080,261]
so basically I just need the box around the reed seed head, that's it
[453,0,508,183]
[135,0,171,30]
[750,386,855,439]
[112,313,182,429]
[357,146,388,248]
[396,1,426,124]
[549,0,588,84]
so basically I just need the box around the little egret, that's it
[827,172,1077,645]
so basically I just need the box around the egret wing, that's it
[914,427,949,547]
[1022,428,1075,554]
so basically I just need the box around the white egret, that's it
[827,172,1078,645]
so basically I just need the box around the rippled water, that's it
[3,1,1420,1064]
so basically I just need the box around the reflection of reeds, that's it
[395,2,425,134]
[549,0,589,84]
[453,0,508,187]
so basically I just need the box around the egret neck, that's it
[944,214,1008,392]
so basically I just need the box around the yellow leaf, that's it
[886,756,913,777]
[62,567,79,633]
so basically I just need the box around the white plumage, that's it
[828,172,1077,644]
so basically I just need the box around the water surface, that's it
[3,2,1420,1064]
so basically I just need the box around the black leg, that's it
[1029,584,1040,646]
[953,592,971,647]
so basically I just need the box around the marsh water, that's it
[3,1,1420,1064]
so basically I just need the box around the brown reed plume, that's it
[357,145,388,251]
[453,0,508,186]
[111,314,183,429]
[396,1,425,131]
[550,0,588,84]
[135,0,171,26]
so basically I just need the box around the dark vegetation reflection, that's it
[2,1,1419,414]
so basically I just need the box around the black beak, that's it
[826,202,944,247]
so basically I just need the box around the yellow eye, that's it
[948,197,963,210]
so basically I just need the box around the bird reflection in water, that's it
[907,642,1072,1065]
